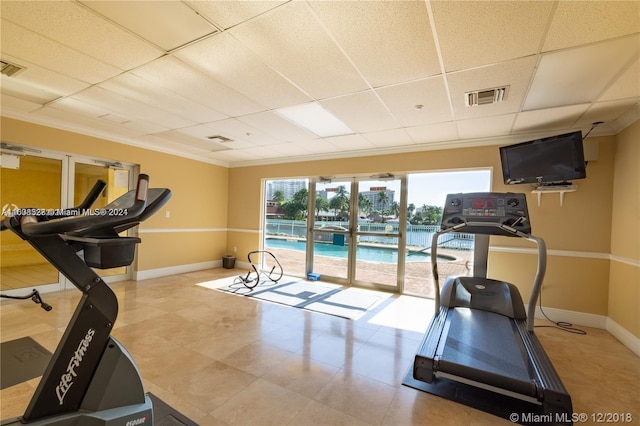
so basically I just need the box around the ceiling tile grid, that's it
[0,1,638,167]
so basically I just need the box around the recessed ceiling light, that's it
[275,102,354,138]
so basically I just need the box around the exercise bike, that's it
[1,174,171,425]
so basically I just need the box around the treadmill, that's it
[403,192,573,425]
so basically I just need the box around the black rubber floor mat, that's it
[1,336,51,389]
[148,393,198,426]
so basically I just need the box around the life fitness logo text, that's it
[55,328,95,405]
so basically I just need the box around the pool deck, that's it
[263,236,473,296]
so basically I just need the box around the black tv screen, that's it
[500,131,586,185]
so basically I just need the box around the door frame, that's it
[307,175,407,292]
[1,145,137,295]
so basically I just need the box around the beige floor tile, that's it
[1,267,638,426]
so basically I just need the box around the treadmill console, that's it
[441,192,531,235]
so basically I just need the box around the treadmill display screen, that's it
[465,197,505,217]
[441,192,531,235]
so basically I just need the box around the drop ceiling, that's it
[1,1,638,168]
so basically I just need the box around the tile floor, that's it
[1,268,638,425]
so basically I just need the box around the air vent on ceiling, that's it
[465,86,509,107]
[206,135,233,143]
[1,60,26,77]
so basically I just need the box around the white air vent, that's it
[1,60,26,77]
[206,135,233,143]
[465,86,509,107]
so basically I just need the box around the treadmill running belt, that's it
[438,308,537,397]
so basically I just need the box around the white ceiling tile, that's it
[137,134,214,156]
[147,130,231,153]
[524,35,640,111]
[236,111,317,142]
[362,129,414,148]
[228,1,368,99]
[1,76,61,104]
[48,97,168,136]
[1,20,121,84]
[431,1,552,72]
[574,98,640,129]
[130,57,265,117]
[31,106,154,140]
[323,134,375,152]
[71,86,196,129]
[186,1,287,30]
[404,121,458,144]
[206,148,261,163]
[0,94,42,113]
[598,57,640,102]
[266,141,324,157]
[199,118,281,146]
[376,77,452,127]
[513,104,590,133]
[308,1,440,87]
[174,32,310,109]
[1,1,162,70]
[456,114,516,140]
[320,90,400,133]
[543,1,640,52]
[80,1,217,52]
[448,56,537,120]
[99,73,227,124]
[0,54,89,97]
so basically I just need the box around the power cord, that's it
[535,290,586,335]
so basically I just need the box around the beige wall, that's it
[1,117,229,273]
[608,120,640,338]
[3,116,637,339]
[228,136,618,318]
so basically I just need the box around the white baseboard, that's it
[135,260,251,281]
[534,306,607,329]
[606,318,640,357]
[135,260,221,281]
[535,306,639,357]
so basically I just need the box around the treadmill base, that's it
[402,369,572,425]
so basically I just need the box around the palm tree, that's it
[315,196,329,219]
[272,190,285,204]
[330,185,350,220]
[390,201,400,218]
[377,190,389,214]
[358,193,373,217]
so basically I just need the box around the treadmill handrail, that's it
[431,220,547,332]
[20,175,149,237]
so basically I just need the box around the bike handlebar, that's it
[73,179,107,211]
[20,174,150,237]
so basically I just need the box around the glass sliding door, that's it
[261,170,491,296]
[308,179,352,282]
[404,170,492,297]
[1,153,65,292]
[351,177,405,291]
[263,178,309,278]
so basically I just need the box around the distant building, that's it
[360,188,395,212]
[266,179,307,200]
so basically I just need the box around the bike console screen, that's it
[440,192,531,235]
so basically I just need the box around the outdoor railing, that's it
[265,219,474,250]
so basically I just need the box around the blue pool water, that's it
[265,238,452,263]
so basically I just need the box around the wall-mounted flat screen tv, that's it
[500,131,586,186]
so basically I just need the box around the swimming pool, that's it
[265,238,454,263]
